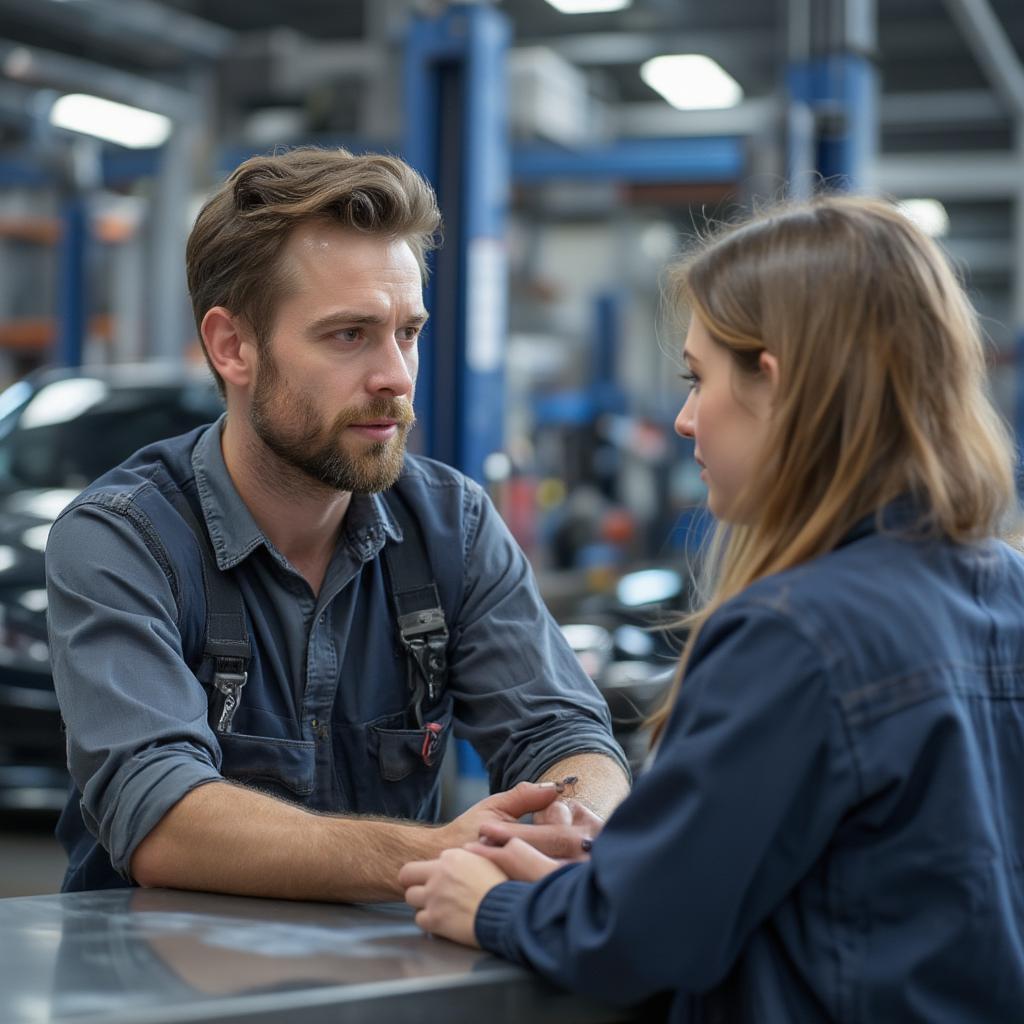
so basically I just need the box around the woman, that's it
[399,196,1024,1022]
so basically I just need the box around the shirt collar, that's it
[191,416,403,572]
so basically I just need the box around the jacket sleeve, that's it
[474,600,860,1003]
[446,483,629,790]
[46,499,223,879]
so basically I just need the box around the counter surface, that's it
[0,888,635,1024]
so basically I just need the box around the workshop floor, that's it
[0,814,66,897]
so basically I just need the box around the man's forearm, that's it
[130,780,448,903]
[536,752,630,819]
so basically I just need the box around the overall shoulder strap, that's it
[381,490,449,729]
[168,490,251,734]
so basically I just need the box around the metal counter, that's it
[0,888,635,1024]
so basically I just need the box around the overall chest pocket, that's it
[333,697,454,821]
[216,732,316,800]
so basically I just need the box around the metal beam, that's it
[563,89,1007,141]
[513,137,745,184]
[0,0,234,61]
[257,30,384,95]
[0,41,198,120]
[610,98,781,138]
[942,0,1024,117]
[877,152,1022,199]
[880,89,1006,126]
[532,30,772,67]
[942,238,1014,276]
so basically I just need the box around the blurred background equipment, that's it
[0,0,1022,891]
[0,365,221,816]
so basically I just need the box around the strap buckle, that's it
[398,609,448,705]
[212,657,248,734]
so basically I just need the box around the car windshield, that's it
[0,376,223,491]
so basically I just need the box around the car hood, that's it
[0,487,79,588]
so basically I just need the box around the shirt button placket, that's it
[309,610,333,790]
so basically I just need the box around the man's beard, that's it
[249,349,415,494]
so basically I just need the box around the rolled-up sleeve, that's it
[46,500,223,879]
[447,483,628,790]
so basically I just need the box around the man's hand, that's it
[478,797,606,861]
[400,848,508,947]
[438,781,566,849]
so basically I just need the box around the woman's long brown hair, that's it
[649,195,1018,742]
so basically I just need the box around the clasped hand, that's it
[399,781,603,947]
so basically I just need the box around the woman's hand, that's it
[478,798,605,861]
[400,848,508,947]
[464,836,564,881]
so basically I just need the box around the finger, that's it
[398,860,435,887]
[485,781,563,819]
[478,822,590,860]
[414,908,432,934]
[533,800,573,827]
[472,837,561,882]
[404,884,427,909]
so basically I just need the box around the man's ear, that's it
[201,307,257,389]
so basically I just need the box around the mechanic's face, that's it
[250,223,425,493]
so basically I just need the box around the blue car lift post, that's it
[403,3,512,804]
[785,0,878,194]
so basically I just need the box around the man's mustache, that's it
[332,398,416,431]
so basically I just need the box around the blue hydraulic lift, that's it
[56,195,87,367]
[785,0,878,193]
[402,2,511,488]
[402,2,513,802]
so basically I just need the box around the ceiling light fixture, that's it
[543,0,632,14]
[897,198,950,238]
[49,93,172,149]
[640,54,743,111]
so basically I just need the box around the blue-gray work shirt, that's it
[46,418,626,884]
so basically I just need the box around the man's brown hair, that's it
[186,146,441,395]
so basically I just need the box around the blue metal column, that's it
[592,290,628,415]
[785,0,878,190]
[402,3,510,485]
[57,195,88,367]
[403,4,512,808]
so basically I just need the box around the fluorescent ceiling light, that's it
[897,198,950,238]
[544,0,631,13]
[49,93,172,149]
[640,54,743,111]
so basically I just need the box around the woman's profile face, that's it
[674,317,774,522]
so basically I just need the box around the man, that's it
[46,147,629,901]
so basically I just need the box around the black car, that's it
[0,364,223,811]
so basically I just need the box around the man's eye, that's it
[679,372,700,390]
[335,329,362,343]
[399,326,421,342]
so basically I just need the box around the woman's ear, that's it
[759,350,780,396]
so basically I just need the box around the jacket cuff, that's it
[475,880,534,960]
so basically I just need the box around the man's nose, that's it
[369,338,415,397]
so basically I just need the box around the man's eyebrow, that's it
[308,311,430,333]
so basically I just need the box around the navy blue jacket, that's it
[46,421,626,891]
[476,512,1024,1022]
